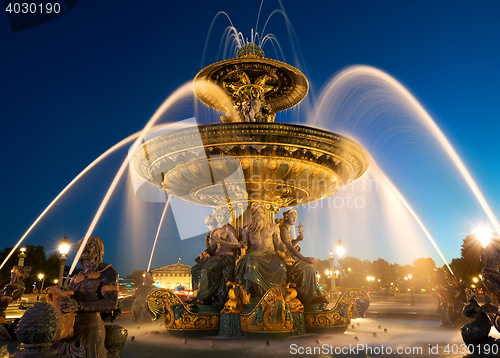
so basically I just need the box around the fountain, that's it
[129,43,370,338]
[131,43,369,227]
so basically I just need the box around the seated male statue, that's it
[131,271,155,322]
[276,209,328,304]
[188,206,243,305]
[52,237,127,358]
[0,265,31,339]
[0,265,31,319]
[235,204,292,298]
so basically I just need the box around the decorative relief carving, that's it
[147,289,220,331]
[240,287,292,334]
[304,288,369,329]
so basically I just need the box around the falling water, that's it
[373,162,455,276]
[311,65,500,236]
[147,195,172,272]
[65,80,235,282]
[0,125,168,271]
[300,65,500,269]
[300,164,441,267]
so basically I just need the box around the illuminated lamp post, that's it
[37,273,45,302]
[58,234,70,287]
[336,239,345,293]
[18,247,27,266]
[328,251,336,298]
[405,274,415,306]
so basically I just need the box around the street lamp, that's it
[405,275,415,306]
[328,251,336,298]
[336,239,345,293]
[37,273,45,302]
[18,247,27,266]
[472,277,479,294]
[367,276,374,291]
[58,234,70,287]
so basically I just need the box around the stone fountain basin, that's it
[132,122,369,211]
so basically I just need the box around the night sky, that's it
[1,1,500,276]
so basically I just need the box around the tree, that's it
[313,259,337,291]
[0,245,62,292]
[372,258,399,290]
[412,258,436,292]
[342,257,364,288]
[46,253,64,284]
[459,235,483,282]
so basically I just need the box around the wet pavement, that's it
[2,300,499,357]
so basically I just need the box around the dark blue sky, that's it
[1,1,500,276]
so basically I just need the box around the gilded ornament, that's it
[267,160,277,170]
[173,170,182,179]
[194,44,308,120]
[212,161,224,170]
[189,164,199,174]
[292,162,302,173]
[285,283,304,313]
[240,159,250,169]
[240,287,292,334]
[304,288,369,330]
[221,282,251,314]
[147,289,220,332]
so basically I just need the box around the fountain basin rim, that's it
[132,122,369,209]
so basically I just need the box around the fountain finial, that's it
[236,43,265,58]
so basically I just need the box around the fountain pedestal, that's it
[139,43,371,340]
[147,287,368,338]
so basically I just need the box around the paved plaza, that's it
[2,299,499,357]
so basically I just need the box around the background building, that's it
[151,263,192,290]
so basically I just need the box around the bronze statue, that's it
[479,241,500,332]
[46,285,76,340]
[235,204,291,298]
[188,206,243,305]
[435,268,467,327]
[191,214,218,292]
[480,294,498,323]
[51,237,127,358]
[481,241,500,300]
[276,210,328,304]
[220,79,275,123]
[459,241,500,349]
[460,297,500,353]
[0,265,31,319]
[131,271,155,322]
[0,265,30,339]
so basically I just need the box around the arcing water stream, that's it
[311,65,500,236]
[0,125,165,271]
[4,32,498,284]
